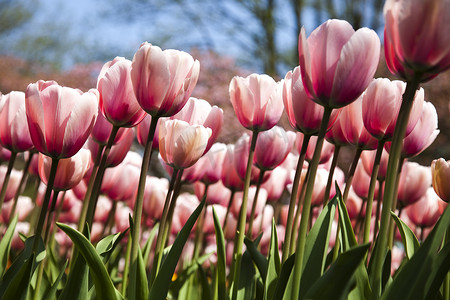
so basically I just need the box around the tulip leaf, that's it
[96,229,128,263]
[43,260,68,300]
[299,192,337,299]
[244,234,267,282]
[381,205,450,300]
[1,253,34,300]
[0,215,18,278]
[337,187,372,300]
[304,243,370,300]
[390,212,420,259]
[56,222,122,300]
[265,219,280,300]
[170,253,212,296]
[149,200,205,300]
[212,207,226,300]
[142,223,159,267]
[236,250,257,300]
[272,254,295,300]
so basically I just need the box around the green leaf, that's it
[170,253,212,295]
[265,219,280,300]
[136,247,149,300]
[43,260,68,300]
[1,253,34,300]
[212,208,226,300]
[56,222,121,300]
[0,215,18,277]
[299,193,337,299]
[304,244,370,300]
[58,252,88,300]
[198,263,213,300]
[390,212,420,259]
[236,251,256,300]
[244,234,267,282]
[149,200,205,300]
[273,254,294,300]
[96,229,128,263]
[0,236,44,298]
[142,224,159,267]
[381,205,450,300]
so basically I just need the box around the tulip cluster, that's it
[0,0,449,299]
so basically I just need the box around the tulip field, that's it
[0,0,449,299]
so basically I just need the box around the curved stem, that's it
[78,144,104,232]
[85,125,120,230]
[0,151,17,210]
[32,157,59,253]
[363,140,385,245]
[291,107,332,300]
[10,151,34,222]
[127,116,158,298]
[231,130,258,300]
[370,80,420,298]
[223,190,235,229]
[282,134,310,263]
[246,170,265,238]
[323,145,341,207]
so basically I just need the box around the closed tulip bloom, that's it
[384,0,450,82]
[229,73,284,131]
[98,57,146,127]
[397,161,431,207]
[340,96,378,150]
[0,166,22,203]
[325,114,348,146]
[26,80,98,159]
[405,187,442,228]
[298,19,380,108]
[143,176,169,220]
[283,67,339,134]
[188,142,227,185]
[194,180,231,206]
[221,144,244,191]
[90,108,130,145]
[159,119,212,169]
[361,148,389,180]
[304,135,335,164]
[0,91,34,152]
[231,187,267,220]
[38,148,92,191]
[262,165,291,202]
[131,42,200,117]
[431,158,450,202]
[254,127,295,171]
[171,97,223,154]
[234,133,269,183]
[136,114,160,150]
[0,145,11,162]
[88,128,134,168]
[362,79,424,140]
[1,196,34,223]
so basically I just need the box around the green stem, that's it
[49,191,66,252]
[444,225,450,300]
[291,106,332,300]
[363,140,385,245]
[85,125,120,230]
[223,190,235,229]
[370,79,420,298]
[122,231,133,296]
[231,130,259,300]
[282,134,310,263]
[388,158,404,249]
[0,151,17,210]
[290,165,310,255]
[10,151,34,222]
[323,145,341,207]
[102,200,118,237]
[128,116,158,298]
[373,179,384,243]
[44,190,60,244]
[78,144,104,232]
[332,147,362,261]
[193,184,209,260]
[149,168,178,285]
[32,157,59,254]
[246,170,265,238]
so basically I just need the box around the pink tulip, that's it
[114,202,133,233]
[11,222,30,251]
[229,73,284,131]
[397,162,431,207]
[0,166,22,203]
[221,144,244,191]
[203,205,227,235]
[298,19,380,108]
[231,187,267,220]
[325,114,348,146]
[384,0,450,82]
[90,108,130,145]
[194,180,231,206]
[98,57,146,127]
[362,78,423,140]
[283,67,339,134]
[361,148,389,181]
[254,126,295,171]
[339,96,378,150]
[94,195,113,223]
[261,165,291,202]
[186,143,227,185]
[171,193,199,234]
[131,42,200,117]
[159,119,212,169]
[0,145,11,162]
[143,176,169,220]
[1,196,34,223]
[345,188,363,220]
[88,128,134,168]
[304,135,335,164]
[171,97,223,154]
[25,80,98,158]
[136,114,160,150]
[234,133,269,183]
[431,158,450,202]
[405,187,442,228]
[38,148,91,191]
[0,91,34,152]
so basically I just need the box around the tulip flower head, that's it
[431,158,450,202]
